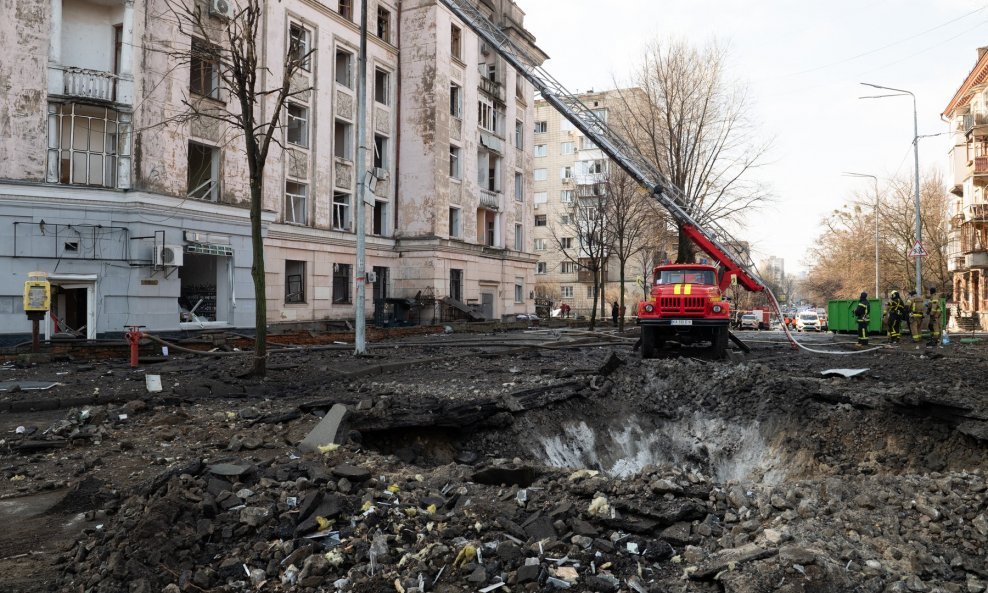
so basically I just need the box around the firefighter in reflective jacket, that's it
[927,286,942,347]
[907,290,925,344]
[853,292,870,346]
[886,290,906,344]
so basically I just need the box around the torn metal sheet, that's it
[0,381,61,392]
[821,368,869,379]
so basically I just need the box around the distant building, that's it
[762,256,785,284]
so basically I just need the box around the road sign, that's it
[908,241,928,257]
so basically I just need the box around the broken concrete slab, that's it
[821,368,869,379]
[299,403,349,453]
[690,543,778,579]
[207,462,255,478]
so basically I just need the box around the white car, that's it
[740,314,759,330]
[796,312,820,332]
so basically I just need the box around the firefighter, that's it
[886,290,906,344]
[853,292,870,346]
[927,287,942,347]
[907,289,925,346]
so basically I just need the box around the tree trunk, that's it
[618,259,626,332]
[249,177,267,376]
[588,266,598,330]
[676,225,695,264]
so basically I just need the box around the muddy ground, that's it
[1,327,987,593]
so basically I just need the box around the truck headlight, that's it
[712,305,722,313]
[644,304,654,313]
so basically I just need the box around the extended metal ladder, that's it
[438,0,770,291]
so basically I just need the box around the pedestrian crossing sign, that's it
[908,241,928,257]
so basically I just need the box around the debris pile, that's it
[56,441,988,592]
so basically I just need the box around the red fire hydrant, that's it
[125,325,145,368]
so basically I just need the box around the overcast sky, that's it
[521,0,987,274]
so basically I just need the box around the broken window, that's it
[285,260,305,303]
[333,192,351,231]
[515,172,523,201]
[190,38,220,99]
[450,268,463,301]
[373,200,388,236]
[374,135,388,170]
[376,7,391,43]
[515,279,524,303]
[449,145,461,179]
[286,102,308,147]
[534,214,546,227]
[334,120,352,160]
[534,121,547,134]
[338,0,352,20]
[336,49,353,88]
[450,83,462,117]
[515,119,523,148]
[285,181,308,225]
[333,263,352,304]
[449,207,462,238]
[49,103,127,188]
[288,22,311,71]
[536,262,547,274]
[451,24,462,59]
[374,68,390,105]
[187,141,218,200]
[373,266,389,300]
[514,224,523,251]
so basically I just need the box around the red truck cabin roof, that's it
[652,264,719,286]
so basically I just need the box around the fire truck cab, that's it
[637,263,730,359]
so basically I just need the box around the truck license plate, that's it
[671,319,693,326]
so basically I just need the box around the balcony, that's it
[479,188,501,211]
[966,203,988,222]
[49,66,119,102]
[967,252,988,269]
[950,256,966,272]
[975,156,988,183]
[963,111,988,135]
[478,76,505,102]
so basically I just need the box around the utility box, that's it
[827,299,882,334]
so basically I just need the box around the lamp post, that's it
[353,0,368,355]
[843,172,880,298]
[860,82,922,295]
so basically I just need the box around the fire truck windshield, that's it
[656,269,715,285]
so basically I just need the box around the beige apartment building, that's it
[0,0,544,342]
[531,89,646,317]
[944,46,988,330]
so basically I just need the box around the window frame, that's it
[338,0,353,20]
[190,38,220,100]
[333,263,353,304]
[285,260,306,304]
[514,223,524,251]
[374,68,391,105]
[534,214,547,227]
[534,144,548,158]
[450,24,462,60]
[335,48,353,88]
[449,206,462,238]
[334,119,353,160]
[285,181,308,225]
[450,83,462,118]
[376,7,391,43]
[332,191,352,231]
[449,145,461,179]
[534,121,547,134]
[286,102,309,147]
[288,22,312,72]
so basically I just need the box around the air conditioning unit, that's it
[155,245,185,267]
[480,42,491,56]
[209,0,234,20]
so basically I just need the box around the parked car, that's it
[740,313,760,330]
[796,311,821,332]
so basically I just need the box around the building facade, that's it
[943,46,988,330]
[0,0,544,341]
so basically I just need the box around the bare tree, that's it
[615,39,769,263]
[551,192,613,330]
[159,0,313,376]
[803,170,949,303]
[602,168,663,330]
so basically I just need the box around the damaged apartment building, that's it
[0,0,544,342]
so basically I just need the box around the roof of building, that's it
[943,47,988,116]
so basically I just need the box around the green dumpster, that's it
[827,299,882,334]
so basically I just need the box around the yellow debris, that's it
[362,500,374,512]
[315,516,332,531]
[426,503,437,514]
[403,507,418,517]
[387,483,400,493]
[452,544,476,568]
[317,443,340,454]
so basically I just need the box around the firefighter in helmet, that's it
[886,289,906,344]
[927,287,942,347]
[907,289,925,346]
[853,292,870,346]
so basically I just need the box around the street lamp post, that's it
[843,172,880,297]
[860,82,922,295]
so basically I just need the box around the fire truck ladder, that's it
[440,0,795,349]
